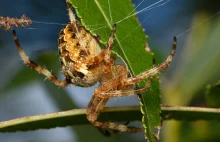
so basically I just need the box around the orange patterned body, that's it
[58,23,103,87]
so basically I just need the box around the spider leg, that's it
[97,121,131,136]
[90,24,116,72]
[103,24,116,72]
[87,95,143,133]
[95,76,153,98]
[124,37,177,85]
[66,0,76,23]
[13,30,69,87]
[87,65,143,132]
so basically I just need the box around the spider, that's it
[12,0,177,133]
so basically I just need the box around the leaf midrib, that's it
[93,0,135,75]
[93,1,155,140]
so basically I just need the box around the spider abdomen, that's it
[58,23,103,87]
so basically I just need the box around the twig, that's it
[0,106,219,132]
[0,15,32,31]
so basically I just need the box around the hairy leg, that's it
[86,65,144,132]
[87,95,143,132]
[13,30,69,87]
[95,77,153,98]
[124,37,177,85]
[91,24,116,73]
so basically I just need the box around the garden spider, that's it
[12,0,176,133]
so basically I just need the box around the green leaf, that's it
[140,76,161,139]
[205,80,220,107]
[69,0,160,141]
[0,106,219,132]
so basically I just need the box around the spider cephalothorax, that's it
[12,0,177,133]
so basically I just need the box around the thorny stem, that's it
[0,15,32,31]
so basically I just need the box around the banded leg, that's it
[87,95,143,133]
[87,66,144,132]
[91,24,116,73]
[94,58,155,99]
[103,24,116,73]
[95,76,153,98]
[124,36,177,85]
[13,30,69,87]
